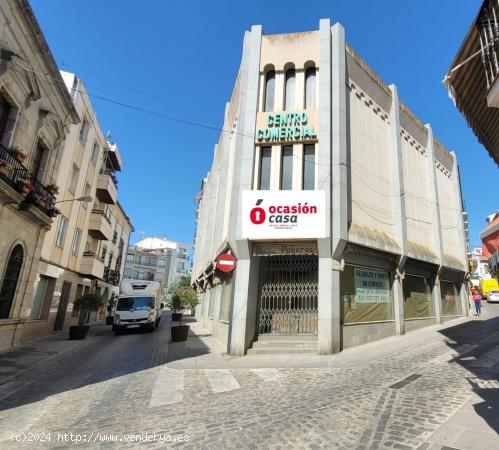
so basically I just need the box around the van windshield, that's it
[117,297,155,311]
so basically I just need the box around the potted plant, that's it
[170,287,197,342]
[11,148,28,164]
[169,294,183,322]
[69,292,105,339]
[0,159,11,176]
[46,207,60,218]
[17,179,34,194]
[46,183,59,195]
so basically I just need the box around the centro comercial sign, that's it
[255,110,318,144]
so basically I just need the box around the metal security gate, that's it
[257,255,318,335]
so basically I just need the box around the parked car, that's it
[487,290,499,303]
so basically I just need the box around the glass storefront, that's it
[340,266,393,324]
[440,280,462,316]
[403,274,434,319]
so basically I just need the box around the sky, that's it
[30,0,497,248]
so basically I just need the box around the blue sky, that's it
[30,0,496,248]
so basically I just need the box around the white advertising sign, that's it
[242,190,326,239]
[354,267,391,304]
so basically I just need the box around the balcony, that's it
[479,0,499,107]
[103,266,120,286]
[0,144,57,224]
[88,209,112,240]
[96,170,117,204]
[80,251,105,279]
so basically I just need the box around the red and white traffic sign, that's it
[216,253,237,273]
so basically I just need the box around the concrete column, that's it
[316,19,336,354]
[388,85,408,336]
[227,25,262,355]
[393,272,405,335]
[433,275,443,324]
[424,125,445,321]
[331,22,348,261]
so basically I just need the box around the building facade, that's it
[16,72,133,345]
[192,20,469,356]
[123,237,190,287]
[480,211,499,281]
[445,0,499,165]
[0,0,80,349]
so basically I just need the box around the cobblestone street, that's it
[1,308,499,450]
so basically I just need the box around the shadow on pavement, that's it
[0,311,211,412]
[438,304,499,437]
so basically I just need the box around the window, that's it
[56,216,69,247]
[0,94,17,147]
[91,142,99,165]
[264,70,275,112]
[158,259,166,268]
[208,289,216,318]
[79,119,90,143]
[340,265,393,324]
[0,244,24,319]
[123,268,132,279]
[440,281,462,316]
[69,165,79,194]
[126,254,134,263]
[177,262,185,272]
[280,146,293,190]
[259,147,271,190]
[71,228,82,256]
[403,275,434,319]
[30,141,49,183]
[101,246,107,262]
[284,69,295,110]
[305,67,316,109]
[219,277,233,322]
[303,144,315,190]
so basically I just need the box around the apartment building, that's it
[192,20,469,356]
[123,237,190,287]
[0,0,80,349]
[19,72,133,344]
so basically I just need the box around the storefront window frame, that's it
[403,273,436,320]
[440,279,463,317]
[340,263,395,326]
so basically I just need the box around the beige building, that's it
[22,72,134,343]
[0,0,80,349]
[192,20,469,356]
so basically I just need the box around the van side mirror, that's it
[160,302,165,309]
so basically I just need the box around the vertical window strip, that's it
[303,144,315,190]
[284,69,295,110]
[305,67,316,109]
[280,146,293,190]
[259,147,271,190]
[264,70,275,112]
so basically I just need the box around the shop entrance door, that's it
[257,255,318,335]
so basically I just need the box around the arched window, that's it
[284,69,295,110]
[0,244,24,319]
[264,70,275,112]
[305,67,316,109]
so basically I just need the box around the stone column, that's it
[316,19,335,354]
[388,85,407,336]
[424,125,445,323]
[329,22,348,353]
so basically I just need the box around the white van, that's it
[113,280,164,334]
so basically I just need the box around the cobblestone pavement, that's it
[1,307,499,450]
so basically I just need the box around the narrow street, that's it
[0,307,499,449]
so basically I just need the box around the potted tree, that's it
[170,287,197,342]
[167,275,191,321]
[69,293,104,339]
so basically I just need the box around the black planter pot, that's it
[171,312,182,322]
[171,325,189,342]
[69,325,90,340]
[105,316,113,325]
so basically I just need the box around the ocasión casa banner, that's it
[242,190,326,239]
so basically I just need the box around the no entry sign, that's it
[216,253,237,273]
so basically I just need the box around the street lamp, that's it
[55,195,93,205]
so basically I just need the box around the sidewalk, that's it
[166,312,477,370]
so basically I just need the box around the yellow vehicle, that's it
[480,279,499,299]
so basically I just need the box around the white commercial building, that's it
[192,20,469,356]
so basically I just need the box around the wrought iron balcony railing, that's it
[0,144,56,216]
